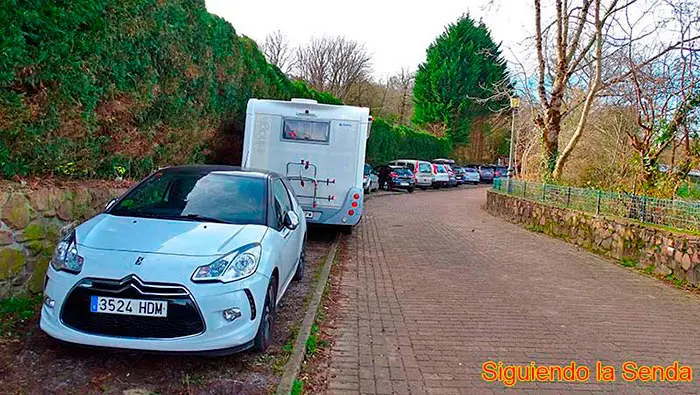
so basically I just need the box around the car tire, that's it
[254,276,277,352]
[420,187,427,191]
[293,242,306,282]
[408,187,415,193]
[340,225,354,235]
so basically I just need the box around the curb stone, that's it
[276,235,342,395]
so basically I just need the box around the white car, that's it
[462,167,481,184]
[40,165,307,354]
[363,164,379,193]
[431,164,450,188]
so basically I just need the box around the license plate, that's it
[90,296,168,317]
[304,211,314,219]
[400,182,408,186]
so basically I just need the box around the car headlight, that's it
[191,244,262,283]
[50,230,84,274]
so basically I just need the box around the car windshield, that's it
[436,165,447,173]
[465,168,478,173]
[109,171,267,225]
[364,164,372,176]
[394,168,413,176]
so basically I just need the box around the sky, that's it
[205,0,536,79]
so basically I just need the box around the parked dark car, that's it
[375,165,416,193]
[444,165,459,187]
[451,166,467,185]
[478,165,495,183]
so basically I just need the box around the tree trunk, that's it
[541,109,562,179]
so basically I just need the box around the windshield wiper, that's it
[178,214,232,224]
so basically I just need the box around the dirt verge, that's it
[0,230,334,395]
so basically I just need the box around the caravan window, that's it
[282,119,330,143]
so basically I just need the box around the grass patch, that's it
[665,273,687,289]
[272,329,298,375]
[620,258,637,268]
[643,265,655,275]
[181,372,205,387]
[0,294,42,337]
[291,378,304,395]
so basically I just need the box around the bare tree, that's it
[620,50,700,190]
[262,30,294,74]
[295,36,373,102]
[388,68,415,125]
[532,0,700,180]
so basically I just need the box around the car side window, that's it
[272,179,292,230]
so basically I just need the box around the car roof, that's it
[160,165,281,179]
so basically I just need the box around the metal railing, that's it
[493,178,700,233]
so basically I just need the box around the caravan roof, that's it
[247,98,370,122]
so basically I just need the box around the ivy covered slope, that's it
[0,0,340,179]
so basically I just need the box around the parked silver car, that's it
[363,164,379,193]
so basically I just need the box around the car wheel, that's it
[340,225,354,235]
[420,187,427,191]
[254,277,277,352]
[408,187,415,193]
[293,242,306,281]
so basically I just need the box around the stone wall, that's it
[486,190,700,287]
[0,186,127,297]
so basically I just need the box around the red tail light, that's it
[390,172,398,178]
[348,209,355,216]
[351,201,358,208]
[353,193,360,200]
[432,164,438,174]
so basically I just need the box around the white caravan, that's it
[242,98,371,229]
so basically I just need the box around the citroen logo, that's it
[134,256,144,266]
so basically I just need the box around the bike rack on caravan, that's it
[286,159,336,209]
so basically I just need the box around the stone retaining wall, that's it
[0,186,127,297]
[486,190,700,286]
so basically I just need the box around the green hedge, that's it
[0,0,337,179]
[366,118,452,165]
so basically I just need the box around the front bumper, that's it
[40,267,270,353]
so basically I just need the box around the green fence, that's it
[493,178,700,233]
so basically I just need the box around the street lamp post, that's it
[507,96,520,178]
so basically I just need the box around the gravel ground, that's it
[0,228,335,395]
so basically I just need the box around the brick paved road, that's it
[324,187,700,394]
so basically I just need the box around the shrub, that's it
[0,0,337,179]
[366,118,452,165]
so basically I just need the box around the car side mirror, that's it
[104,197,118,211]
[283,211,300,230]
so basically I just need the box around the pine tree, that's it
[413,14,509,145]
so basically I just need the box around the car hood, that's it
[76,214,268,257]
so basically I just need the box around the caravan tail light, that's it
[353,193,360,200]
[351,201,358,208]
[348,210,355,216]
